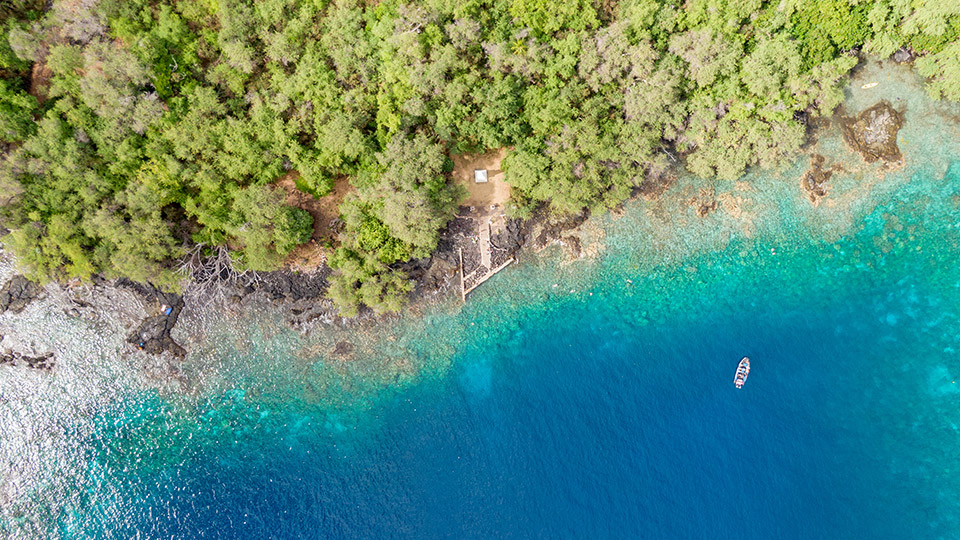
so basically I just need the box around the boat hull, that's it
[734,357,750,388]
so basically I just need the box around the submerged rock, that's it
[0,275,41,314]
[286,302,340,331]
[637,169,675,201]
[697,201,718,217]
[688,188,718,217]
[532,210,589,250]
[562,236,583,259]
[801,154,842,204]
[333,341,354,357]
[839,101,905,164]
[0,350,54,371]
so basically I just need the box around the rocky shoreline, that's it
[0,349,54,370]
[0,97,910,367]
[801,99,905,204]
[0,203,591,365]
[119,279,187,358]
[801,154,843,204]
[0,275,41,315]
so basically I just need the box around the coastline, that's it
[0,58,958,379]
[3,56,960,538]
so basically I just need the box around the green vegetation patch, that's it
[2,0,960,315]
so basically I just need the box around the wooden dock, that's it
[459,248,466,303]
[459,247,515,301]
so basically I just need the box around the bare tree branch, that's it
[177,244,258,305]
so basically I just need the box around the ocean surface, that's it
[3,62,960,539]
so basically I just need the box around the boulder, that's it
[0,350,54,371]
[118,279,187,358]
[839,101,905,164]
[0,275,41,315]
[892,48,915,64]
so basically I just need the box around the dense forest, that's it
[1,0,959,314]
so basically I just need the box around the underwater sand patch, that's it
[295,341,326,360]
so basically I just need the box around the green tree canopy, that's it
[3,0,960,315]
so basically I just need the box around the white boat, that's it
[734,357,750,389]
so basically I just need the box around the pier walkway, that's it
[479,219,492,269]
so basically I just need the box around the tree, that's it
[916,40,960,101]
[789,0,870,68]
[618,0,680,47]
[327,248,412,316]
[0,79,37,143]
[227,184,313,271]
[740,34,801,98]
[509,0,598,36]
[6,0,960,310]
[357,132,462,256]
[6,215,96,283]
[682,0,762,35]
[84,197,183,289]
[668,28,742,89]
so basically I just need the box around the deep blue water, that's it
[73,168,960,539]
[107,276,953,540]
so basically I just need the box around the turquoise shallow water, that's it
[2,61,960,538]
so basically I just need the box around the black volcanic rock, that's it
[0,275,41,314]
[0,350,54,371]
[892,48,915,63]
[801,154,842,204]
[120,280,187,358]
[840,101,905,164]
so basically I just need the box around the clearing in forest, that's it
[29,62,53,104]
[451,147,510,216]
[451,148,515,296]
[275,172,353,270]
